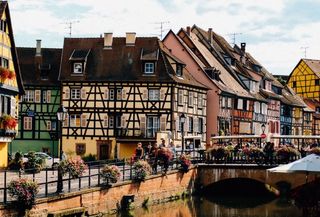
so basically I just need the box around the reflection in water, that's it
[109,197,302,217]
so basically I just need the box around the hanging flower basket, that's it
[133,160,152,182]
[60,156,88,179]
[8,178,39,210]
[0,67,10,81]
[178,153,191,172]
[1,114,17,129]
[101,165,121,184]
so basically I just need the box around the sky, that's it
[7,0,320,75]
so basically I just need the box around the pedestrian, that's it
[169,140,176,158]
[159,138,166,148]
[134,142,144,160]
[144,143,152,159]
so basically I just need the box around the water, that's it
[112,196,302,217]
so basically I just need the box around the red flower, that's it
[8,70,15,79]
[0,67,10,80]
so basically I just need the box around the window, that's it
[109,88,122,100]
[198,118,203,133]
[237,99,243,110]
[103,116,108,127]
[176,65,183,76]
[254,101,260,113]
[227,98,232,108]
[316,79,320,86]
[149,89,159,101]
[147,116,159,137]
[178,89,183,105]
[71,88,81,100]
[0,20,6,32]
[51,121,57,130]
[70,114,81,127]
[292,81,296,88]
[73,62,83,73]
[109,116,114,128]
[189,117,193,132]
[198,94,203,108]
[46,121,51,131]
[188,91,193,107]
[23,117,33,130]
[0,95,10,115]
[76,143,86,155]
[109,89,115,100]
[144,62,154,74]
[1,58,8,68]
[116,89,122,100]
[23,90,35,102]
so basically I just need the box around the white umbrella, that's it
[267,154,320,183]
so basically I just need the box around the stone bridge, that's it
[197,164,313,191]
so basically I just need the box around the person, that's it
[169,140,176,158]
[144,143,152,159]
[159,138,166,148]
[134,142,144,160]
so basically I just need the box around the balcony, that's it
[0,114,18,139]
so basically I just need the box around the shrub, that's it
[242,147,264,158]
[60,156,88,178]
[178,153,191,172]
[210,146,229,160]
[101,165,121,184]
[8,152,24,170]
[82,154,97,162]
[133,160,151,182]
[8,178,39,210]
[24,152,44,173]
[276,146,300,162]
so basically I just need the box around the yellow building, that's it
[59,33,207,159]
[0,1,24,168]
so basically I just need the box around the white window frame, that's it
[109,89,115,100]
[237,99,243,110]
[24,117,32,130]
[73,62,83,74]
[188,91,193,107]
[148,89,160,101]
[147,116,159,137]
[178,89,183,105]
[23,90,35,102]
[71,88,81,100]
[198,94,203,108]
[109,116,114,128]
[70,114,81,127]
[144,62,154,74]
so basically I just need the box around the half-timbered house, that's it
[12,41,62,156]
[59,33,207,159]
[0,1,24,168]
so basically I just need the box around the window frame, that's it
[73,62,83,74]
[70,88,81,100]
[188,91,193,107]
[147,116,160,138]
[69,114,81,127]
[144,62,155,74]
[176,64,183,77]
[148,89,160,101]
[23,116,33,130]
[189,117,193,132]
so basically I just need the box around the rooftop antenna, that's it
[153,21,170,39]
[301,46,309,58]
[227,32,242,45]
[62,20,80,37]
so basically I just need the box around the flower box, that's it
[60,156,88,178]
[133,160,151,182]
[101,165,121,184]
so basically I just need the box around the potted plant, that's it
[100,165,121,185]
[133,160,151,182]
[60,156,88,178]
[276,146,300,163]
[242,146,264,163]
[157,147,173,173]
[209,146,229,162]
[8,178,39,211]
[0,67,9,81]
[178,153,191,172]
[1,114,17,129]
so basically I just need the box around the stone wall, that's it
[0,168,197,217]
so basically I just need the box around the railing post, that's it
[68,172,71,192]
[4,170,7,204]
[45,168,48,197]
[79,175,81,190]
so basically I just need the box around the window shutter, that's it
[160,116,166,131]
[142,89,148,99]
[104,88,109,100]
[247,100,250,111]
[140,116,146,136]
[104,115,108,128]
[81,114,87,127]
[184,116,188,132]
[160,89,165,100]
[63,114,69,127]
[81,88,86,100]
[35,90,41,103]
[64,88,70,100]
[10,97,16,117]
[122,89,127,100]
[46,90,51,103]
[121,116,126,128]
[47,121,51,131]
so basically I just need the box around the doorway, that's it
[97,142,111,160]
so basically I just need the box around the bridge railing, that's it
[0,149,298,204]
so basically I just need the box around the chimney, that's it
[208,28,213,44]
[241,42,246,53]
[186,26,191,36]
[126,32,136,46]
[104,33,113,49]
[36,39,41,56]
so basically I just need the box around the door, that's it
[99,144,110,160]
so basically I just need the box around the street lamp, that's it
[56,105,68,193]
[180,113,186,153]
[261,123,266,134]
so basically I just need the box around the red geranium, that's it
[0,67,10,80]
[8,70,16,79]
[2,114,17,129]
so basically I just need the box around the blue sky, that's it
[8,0,320,75]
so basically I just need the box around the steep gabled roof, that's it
[303,59,320,75]
[0,1,24,94]
[17,47,62,86]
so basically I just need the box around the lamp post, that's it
[180,113,186,153]
[260,123,266,148]
[56,105,68,193]
[261,123,266,134]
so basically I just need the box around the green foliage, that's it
[82,153,97,162]
[60,156,88,178]
[8,152,24,170]
[8,178,39,210]
[24,152,44,173]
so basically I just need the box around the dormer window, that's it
[205,68,220,81]
[176,64,183,77]
[144,62,154,74]
[1,58,9,68]
[73,62,83,74]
